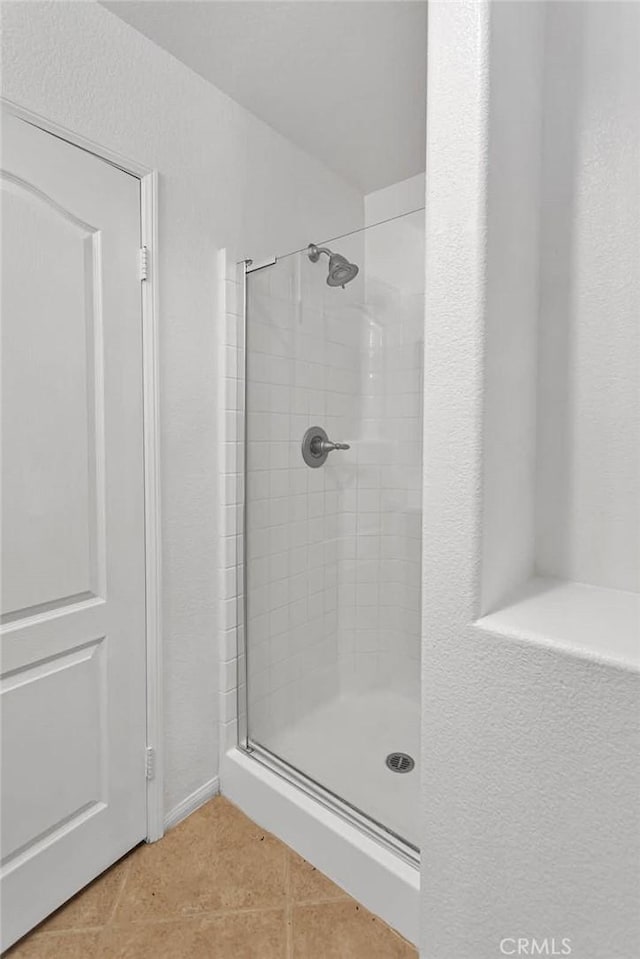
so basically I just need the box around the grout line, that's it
[26,926,106,938]
[284,850,293,959]
[27,850,136,941]
[100,905,288,929]
[105,854,134,927]
[289,894,350,906]
[198,905,285,922]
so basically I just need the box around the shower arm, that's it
[307,244,331,263]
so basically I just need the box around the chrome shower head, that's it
[326,252,359,287]
[307,244,359,288]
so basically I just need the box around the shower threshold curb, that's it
[221,745,420,947]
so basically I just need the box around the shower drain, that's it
[385,752,415,774]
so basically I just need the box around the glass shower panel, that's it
[244,211,424,850]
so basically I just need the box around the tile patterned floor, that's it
[6,796,418,958]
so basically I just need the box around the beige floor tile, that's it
[113,797,287,922]
[199,909,288,958]
[97,918,206,959]
[292,900,418,959]
[42,855,131,932]
[8,797,416,959]
[98,911,288,959]
[288,852,349,903]
[4,930,101,959]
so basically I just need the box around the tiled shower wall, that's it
[217,245,366,753]
[217,249,245,758]
[242,240,366,742]
[337,212,424,699]
[218,213,424,753]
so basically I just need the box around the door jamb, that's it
[1,98,164,842]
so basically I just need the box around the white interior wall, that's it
[422,4,639,959]
[482,0,640,611]
[480,2,544,613]
[535,0,640,592]
[364,173,425,225]
[0,0,363,817]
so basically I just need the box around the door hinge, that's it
[139,246,150,282]
[145,746,156,781]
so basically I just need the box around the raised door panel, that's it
[1,637,106,861]
[1,175,104,618]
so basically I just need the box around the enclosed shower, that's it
[237,207,425,855]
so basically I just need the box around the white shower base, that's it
[264,689,420,849]
[221,735,420,946]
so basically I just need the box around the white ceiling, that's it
[102,1,427,194]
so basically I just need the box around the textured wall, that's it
[536,0,640,592]
[0,0,363,815]
[422,3,640,958]
[482,0,640,609]
[481,2,544,613]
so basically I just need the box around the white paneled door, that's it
[0,112,148,950]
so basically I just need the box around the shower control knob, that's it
[310,437,350,455]
[302,426,350,468]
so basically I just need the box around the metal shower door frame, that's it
[235,245,421,868]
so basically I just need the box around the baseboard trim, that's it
[163,776,220,832]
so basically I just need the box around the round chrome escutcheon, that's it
[302,426,330,468]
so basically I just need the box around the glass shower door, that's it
[243,211,424,850]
